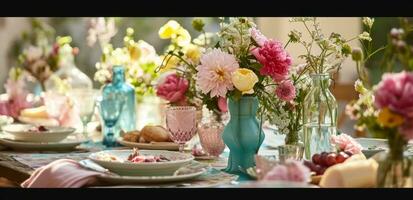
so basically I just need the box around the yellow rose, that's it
[159,20,181,39]
[231,68,258,95]
[377,107,404,128]
[184,44,201,63]
[173,28,191,47]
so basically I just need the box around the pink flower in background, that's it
[275,80,296,101]
[156,73,189,103]
[217,97,228,113]
[330,133,362,154]
[0,78,33,118]
[374,71,413,118]
[196,48,239,98]
[43,92,82,128]
[251,39,292,82]
[399,120,413,140]
[263,160,311,182]
[250,27,268,47]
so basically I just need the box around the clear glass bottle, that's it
[102,65,136,139]
[303,73,338,160]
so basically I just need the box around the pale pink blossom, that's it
[156,73,189,104]
[251,40,292,82]
[330,133,362,154]
[0,78,33,118]
[275,80,296,101]
[217,97,228,113]
[250,27,268,47]
[43,92,82,128]
[196,48,239,98]
[263,159,311,183]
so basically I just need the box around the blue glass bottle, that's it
[101,65,136,145]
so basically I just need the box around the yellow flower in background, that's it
[184,44,201,63]
[377,107,404,128]
[231,68,258,95]
[159,54,180,72]
[128,41,142,61]
[159,20,181,39]
[173,28,191,47]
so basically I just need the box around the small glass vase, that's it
[303,73,338,160]
[198,113,226,157]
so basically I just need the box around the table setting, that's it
[1,16,413,189]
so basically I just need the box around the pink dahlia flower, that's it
[196,48,239,98]
[275,80,296,101]
[250,27,268,47]
[374,71,413,118]
[156,73,189,104]
[251,39,292,83]
[330,133,362,154]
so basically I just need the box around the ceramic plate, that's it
[0,137,86,151]
[117,138,179,151]
[355,138,388,158]
[220,180,319,188]
[89,149,194,176]
[97,167,206,184]
[2,124,75,143]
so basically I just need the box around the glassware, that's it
[303,73,338,160]
[69,89,99,140]
[198,121,226,157]
[277,144,304,162]
[165,106,197,153]
[102,65,136,134]
[98,93,125,147]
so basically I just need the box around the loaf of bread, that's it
[140,125,171,142]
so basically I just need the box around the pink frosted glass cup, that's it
[165,106,197,152]
[198,122,226,157]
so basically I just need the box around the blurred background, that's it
[0,17,404,135]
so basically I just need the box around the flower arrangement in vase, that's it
[284,17,377,160]
[347,18,413,187]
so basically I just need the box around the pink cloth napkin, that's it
[21,159,103,188]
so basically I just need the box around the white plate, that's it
[89,150,194,176]
[117,138,179,151]
[0,138,86,151]
[355,138,388,158]
[97,167,206,184]
[2,124,75,143]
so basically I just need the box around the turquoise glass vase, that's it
[222,96,265,175]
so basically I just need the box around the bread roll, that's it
[122,130,140,142]
[140,125,171,142]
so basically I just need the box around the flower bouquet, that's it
[347,18,413,187]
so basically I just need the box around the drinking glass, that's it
[198,121,226,157]
[98,93,125,147]
[70,89,100,140]
[165,106,197,153]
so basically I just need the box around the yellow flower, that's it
[159,54,180,72]
[184,44,201,63]
[377,107,404,128]
[128,41,141,61]
[173,28,191,47]
[231,68,258,95]
[158,20,181,39]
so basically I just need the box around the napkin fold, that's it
[21,159,103,188]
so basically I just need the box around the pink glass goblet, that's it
[165,106,197,153]
[198,121,226,157]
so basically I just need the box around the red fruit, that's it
[336,152,349,163]
[319,166,327,175]
[325,153,337,167]
[312,153,321,164]
[313,164,322,175]
[319,153,329,166]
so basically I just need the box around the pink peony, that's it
[275,80,296,101]
[330,133,362,154]
[196,48,239,98]
[156,73,189,103]
[217,97,228,113]
[263,159,311,183]
[375,71,413,118]
[251,39,292,83]
[250,27,268,47]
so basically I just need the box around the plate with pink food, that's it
[2,124,76,143]
[89,148,195,176]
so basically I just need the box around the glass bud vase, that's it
[198,110,226,157]
[222,96,265,175]
[303,73,338,160]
